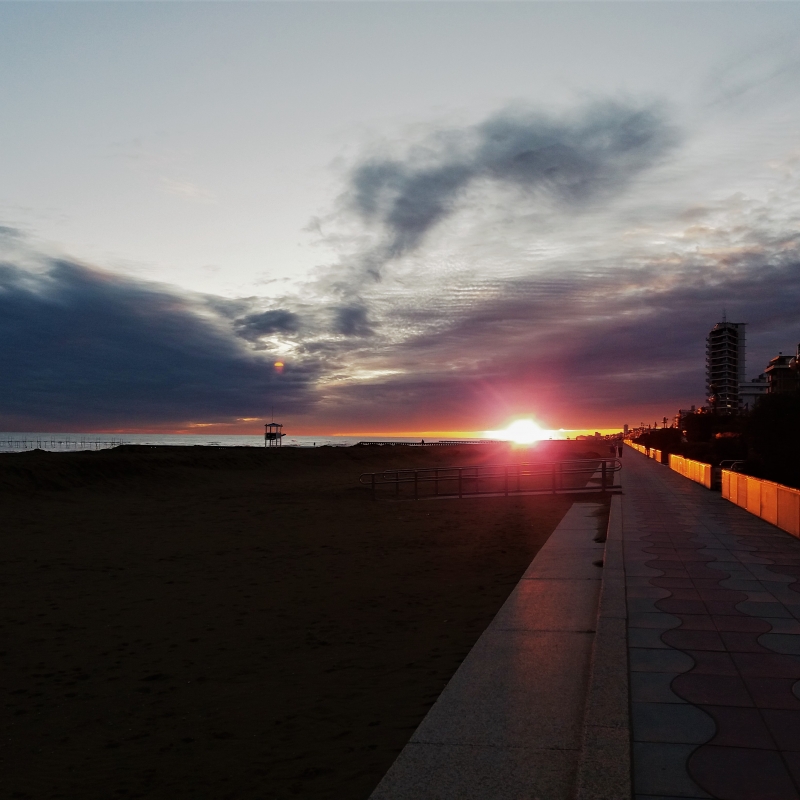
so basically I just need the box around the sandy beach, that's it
[1,442,607,799]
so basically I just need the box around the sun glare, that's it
[486,419,546,444]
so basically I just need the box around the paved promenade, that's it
[370,502,606,800]
[625,450,800,800]
[369,452,800,799]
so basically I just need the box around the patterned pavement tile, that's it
[633,742,712,798]
[631,671,689,704]
[744,678,800,710]
[662,630,726,651]
[732,653,800,679]
[673,615,718,631]
[762,709,800,751]
[630,597,671,614]
[718,631,771,653]
[671,673,754,707]
[783,753,800,788]
[688,746,799,800]
[765,619,800,635]
[761,634,800,655]
[629,611,682,629]
[632,702,715,744]
[629,647,695,674]
[681,651,738,676]
[699,705,774,748]
[737,601,795,618]
[712,615,771,632]
[630,627,674,649]
[635,795,712,800]
[623,453,800,799]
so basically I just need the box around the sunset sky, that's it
[2,2,800,435]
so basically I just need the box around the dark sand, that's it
[1,442,608,799]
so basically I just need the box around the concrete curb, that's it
[369,502,606,800]
[573,494,631,799]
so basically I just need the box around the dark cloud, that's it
[334,305,373,337]
[345,101,678,276]
[0,259,317,429]
[234,309,301,341]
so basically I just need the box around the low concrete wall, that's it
[626,442,647,456]
[668,454,712,489]
[722,471,800,538]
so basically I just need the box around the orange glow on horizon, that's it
[486,419,546,444]
[84,425,624,437]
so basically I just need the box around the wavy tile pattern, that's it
[625,454,800,800]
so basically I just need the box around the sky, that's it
[2,1,800,435]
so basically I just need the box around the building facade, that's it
[706,321,746,412]
[739,374,769,410]
[764,346,800,395]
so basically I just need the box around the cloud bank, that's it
[0,258,316,430]
[3,98,800,432]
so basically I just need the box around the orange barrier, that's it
[626,442,648,455]
[624,441,670,466]
[668,454,713,489]
[722,471,800,538]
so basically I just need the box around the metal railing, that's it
[0,437,127,452]
[355,440,501,447]
[359,458,621,500]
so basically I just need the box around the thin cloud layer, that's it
[343,101,678,279]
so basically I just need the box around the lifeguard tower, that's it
[264,422,284,447]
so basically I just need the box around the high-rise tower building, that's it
[706,320,746,412]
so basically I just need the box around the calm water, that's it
[0,432,481,453]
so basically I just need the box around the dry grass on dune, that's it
[1,443,608,800]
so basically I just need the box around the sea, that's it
[0,432,478,453]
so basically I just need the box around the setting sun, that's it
[486,419,546,444]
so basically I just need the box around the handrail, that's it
[355,440,501,447]
[359,458,621,499]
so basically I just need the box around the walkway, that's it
[368,452,800,799]
[624,450,800,799]
[370,502,606,800]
